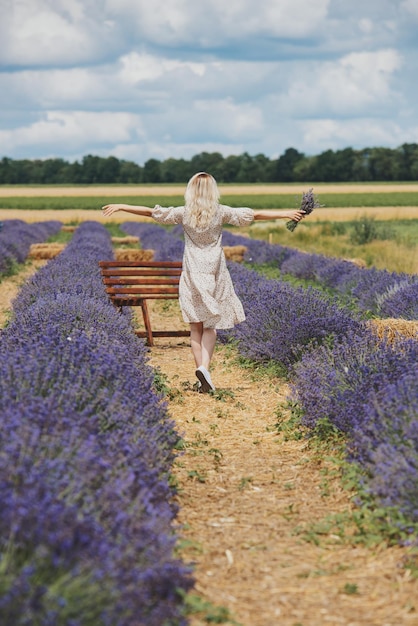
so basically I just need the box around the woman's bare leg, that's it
[201,328,217,369]
[190,322,203,367]
[189,323,217,369]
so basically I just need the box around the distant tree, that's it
[293,155,316,181]
[0,157,18,183]
[79,155,102,183]
[119,160,142,183]
[190,152,225,180]
[332,148,357,182]
[369,147,400,181]
[66,161,84,184]
[33,158,69,183]
[253,153,275,182]
[235,152,262,182]
[142,158,162,183]
[396,143,418,180]
[160,158,193,182]
[15,159,36,184]
[311,149,337,181]
[351,149,371,181]
[97,156,120,183]
[273,147,305,182]
[220,155,242,182]
[0,144,416,184]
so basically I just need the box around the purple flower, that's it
[0,219,61,273]
[286,187,323,231]
[220,263,363,370]
[0,221,193,624]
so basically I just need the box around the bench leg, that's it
[141,300,154,346]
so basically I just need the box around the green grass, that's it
[246,262,366,316]
[317,218,418,245]
[1,191,417,210]
[46,229,74,244]
[248,219,418,274]
[180,591,242,625]
[103,223,132,238]
[274,409,418,551]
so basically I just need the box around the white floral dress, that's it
[152,204,254,329]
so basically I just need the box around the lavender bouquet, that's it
[286,187,322,231]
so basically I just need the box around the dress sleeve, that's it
[152,205,184,224]
[221,205,254,227]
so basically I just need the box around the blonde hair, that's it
[184,172,220,230]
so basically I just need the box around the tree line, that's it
[1,143,418,185]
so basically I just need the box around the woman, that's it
[102,172,305,393]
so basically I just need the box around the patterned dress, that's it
[152,204,254,329]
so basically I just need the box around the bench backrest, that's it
[98,260,182,302]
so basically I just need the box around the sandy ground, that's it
[140,301,418,626]
[0,259,46,323]
[1,206,417,224]
[1,263,418,626]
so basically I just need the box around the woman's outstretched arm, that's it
[253,209,305,222]
[102,203,154,217]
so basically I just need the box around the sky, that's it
[1,0,418,165]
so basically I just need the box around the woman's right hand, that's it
[102,204,124,216]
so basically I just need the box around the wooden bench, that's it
[99,260,190,346]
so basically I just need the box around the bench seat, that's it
[99,260,190,346]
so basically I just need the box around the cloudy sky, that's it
[1,0,418,164]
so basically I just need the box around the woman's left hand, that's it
[287,210,306,222]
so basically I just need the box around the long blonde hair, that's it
[184,172,220,230]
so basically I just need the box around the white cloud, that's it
[0,68,107,109]
[358,18,374,34]
[0,0,118,67]
[300,118,418,153]
[401,0,418,18]
[105,0,331,45]
[1,0,332,68]
[109,140,246,164]
[280,49,402,117]
[0,111,142,153]
[0,0,417,163]
[122,97,264,145]
[186,99,263,141]
[119,52,207,85]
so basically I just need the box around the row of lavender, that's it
[221,230,418,320]
[0,222,191,625]
[122,221,418,529]
[228,264,418,527]
[0,219,62,274]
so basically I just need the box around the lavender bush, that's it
[357,372,418,519]
[220,263,363,370]
[0,222,192,624]
[222,229,296,265]
[291,334,418,521]
[115,222,418,528]
[0,219,62,274]
[121,222,185,261]
[223,231,418,319]
[376,281,418,319]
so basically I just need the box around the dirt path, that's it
[1,269,417,626]
[143,302,418,626]
[0,260,46,326]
